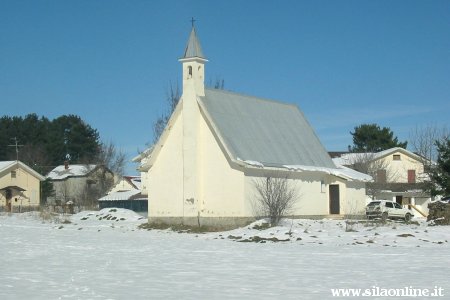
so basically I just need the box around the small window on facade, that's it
[11,171,16,178]
[393,154,401,161]
[320,180,325,193]
[187,66,193,78]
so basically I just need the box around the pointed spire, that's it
[182,26,206,59]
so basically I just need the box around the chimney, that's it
[64,160,69,170]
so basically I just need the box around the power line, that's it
[7,137,24,161]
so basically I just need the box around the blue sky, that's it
[1,0,449,175]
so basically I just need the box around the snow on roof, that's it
[283,165,372,182]
[332,153,375,166]
[99,189,141,201]
[0,161,15,171]
[130,177,141,190]
[332,147,427,167]
[47,164,97,180]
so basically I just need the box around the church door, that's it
[329,185,340,215]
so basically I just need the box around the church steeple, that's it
[179,21,208,96]
[182,26,206,59]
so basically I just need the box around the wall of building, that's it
[50,168,114,205]
[243,170,367,217]
[378,150,425,183]
[147,108,184,219]
[51,177,89,203]
[0,165,41,212]
[198,108,246,219]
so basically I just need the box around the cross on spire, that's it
[190,17,196,28]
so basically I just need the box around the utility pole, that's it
[8,137,23,161]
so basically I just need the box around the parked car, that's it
[366,200,414,222]
[440,196,450,203]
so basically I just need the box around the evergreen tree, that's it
[349,123,407,152]
[430,138,450,196]
[0,114,101,173]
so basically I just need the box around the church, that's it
[139,25,371,227]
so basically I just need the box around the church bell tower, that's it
[179,21,208,96]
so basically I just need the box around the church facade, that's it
[140,26,370,227]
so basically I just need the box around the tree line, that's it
[0,113,125,177]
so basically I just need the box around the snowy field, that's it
[1,209,449,300]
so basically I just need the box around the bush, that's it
[427,201,450,225]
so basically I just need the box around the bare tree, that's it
[252,174,299,226]
[152,83,181,144]
[96,141,126,178]
[207,77,225,90]
[410,125,449,162]
[409,125,449,193]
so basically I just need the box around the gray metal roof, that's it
[198,89,336,168]
[182,27,205,59]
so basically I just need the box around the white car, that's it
[366,200,414,222]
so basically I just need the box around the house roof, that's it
[198,88,336,169]
[99,189,141,201]
[375,147,424,162]
[124,176,141,190]
[0,161,45,181]
[332,147,426,166]
[47,164,97,180]
[182,26,205,59]
[0,185,26,192]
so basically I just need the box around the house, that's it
[132,147,153,196]
[98,190,147,213]
[331,147,431,217]
[98,175,147,213]
[0,160,45,212]
[139,25,371,228]
[108,175,141,193]
[46,162,114,208]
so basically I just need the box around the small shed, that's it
[98,190,147,213]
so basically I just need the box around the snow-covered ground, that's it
[1,209,449,299]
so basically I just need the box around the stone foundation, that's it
[148,216,255,230]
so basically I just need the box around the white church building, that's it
[139,25,371,227]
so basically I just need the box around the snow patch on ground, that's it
[1,209,449,299]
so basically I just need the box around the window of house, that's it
[320,180,326,193]
[11,171,16,178]
[408,170,416,183]
[393,154,401,161]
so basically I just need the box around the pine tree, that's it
[349,123,407,152]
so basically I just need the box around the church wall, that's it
[197,107,247,220]
[243,170,367,217]
[147,110,184,219]
[243,170,329,217]
[330,177,367,215]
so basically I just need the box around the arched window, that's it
[187,66,192,78]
